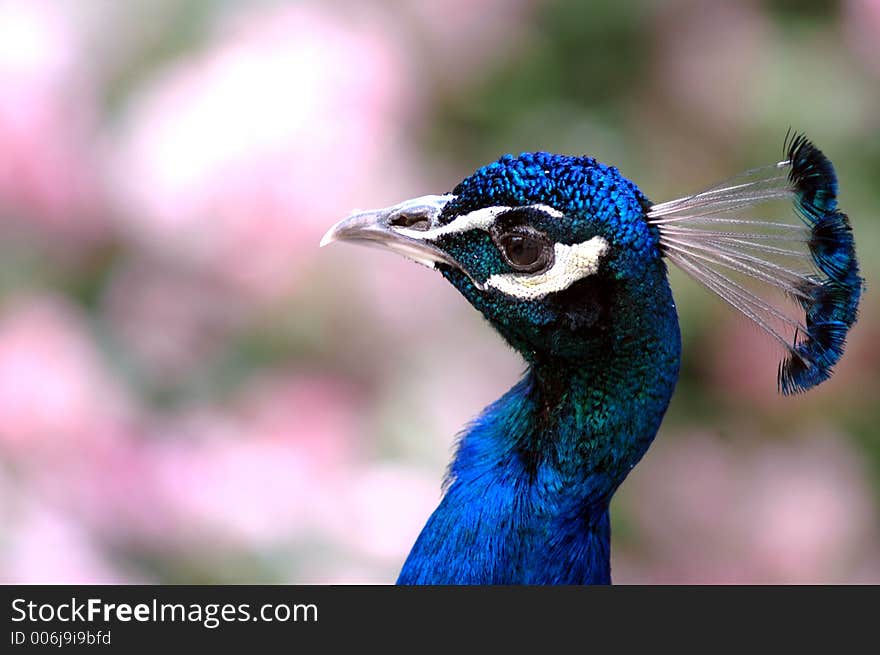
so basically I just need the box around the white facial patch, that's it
[485,236,609,300]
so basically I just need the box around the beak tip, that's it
[319,227,337,248]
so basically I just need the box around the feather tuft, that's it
[785,130,839,217]
[648,132,862,394]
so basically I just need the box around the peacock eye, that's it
[495,231,553,273]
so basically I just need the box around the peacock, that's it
[321,133,862,584]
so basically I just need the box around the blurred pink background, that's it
[0,0,877,584]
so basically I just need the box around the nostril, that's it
[390,212,431,231]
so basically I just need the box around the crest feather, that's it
[648,132,862,394]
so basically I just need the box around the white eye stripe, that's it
[397,206,505,240]
[397,203,566,241]
[485,236,609,300]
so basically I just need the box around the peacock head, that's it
[322,135,862,392]
[321,153,668,364]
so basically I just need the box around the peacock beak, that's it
[320,194,460,270]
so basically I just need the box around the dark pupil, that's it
[504,234,541,266]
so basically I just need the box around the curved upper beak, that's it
[320,194,459,270]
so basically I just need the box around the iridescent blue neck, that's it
[397,268,681,584]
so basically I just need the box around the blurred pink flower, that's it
[0,464,142,584]
[0,495,142,584]
[341,250,466,337]
[28,436,167,547]
[17,369,366,573]
[341,463,440,561]
[0,295,129,455]
[284,462,442,583]
[371,330,523,466]
[746,439,874,581]
[704,312,800,410]
[844,0,880,77]
[101,259,247,379]
[150,435,343,546]
[0,0,105,247]
[616,431,879,583]
[402,0,539,88]
[135,371,445,580]
[140,371,363,547]
[108,1,423,301]
[706,304,876,409]
[652,0,771,137]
